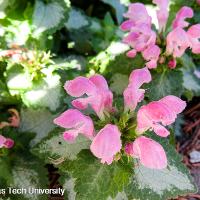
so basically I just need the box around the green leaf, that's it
[19,108,55,146]
[179,54,200,97]
[110,73,129,95]
[65,8,90,30]
[6,64,32,92]
[147,69,183,101]
[101,0,126,24]
[53,55,87,71]
[90,41,144,75]
[10,157,48,200]
[125,134,197,200]
[59,174,76,200]
[32,0,70,36]
[32,128,90,162]
[172,114,185,137]
[0,158,12,184]
[0,0,9,19]
[21,70,63,112]
[60,150,131,200]
[0,80,18,105]
[182,70,200,96]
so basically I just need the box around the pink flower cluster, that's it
[121,1,200,69]
[0,135,14,149]
[167,7,200,58]
[120,3,160,69]
[54,67,186,169]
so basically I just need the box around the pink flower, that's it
[64,75,113,120]
[172,6,193,29]
[0,109,20,129]
[90,124,122,165]
[124,67,152,112]
[4,138,14,148]
[121,3,151,28]
[123,24,159,65]
[136,95,186,137]
[54,109,94,142]
[197,0,200,5]
[0,135,14,149]
[8,109,20,127]
[121,4,160,68]
[142,45,161,69]
[187,24,200,54]
[123,24,156,54]
[168,59,177,69]
[166,28,191,57]
[125,136,167,169]
[153,0,169,32]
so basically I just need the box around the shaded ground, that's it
[48,164,64,200]
[48,98,200,200]
[175,98,200,200]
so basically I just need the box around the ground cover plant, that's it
[0,0,200,199]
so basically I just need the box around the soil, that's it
[174,97,200,200]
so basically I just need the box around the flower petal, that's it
[187,24,200,54]
[64,75,113,119]
[89,74,109,91]
[124,67,151,111]
[166,28,190,58]
[142,45,161,69]
[123,3,151,26]
[54,109,94,141]
[159,95,186,114]
[4,138,14,148]
[129,67,152,87]
[120,20,135,31]
[132,136,167,169]
[90,124,122,165]
[172,6,193,29]
[136,96,186,136]
[153,0,169,31]
[64,77,96,97]
[0,135,7,147]
[126,49,137,58]
[153,124,170,137]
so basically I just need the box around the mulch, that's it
[174,98,200,200]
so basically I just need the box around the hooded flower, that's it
[166,27,191,58]
[121,3,160,68]
[142,44,161,69]
[172,6,193,29]
[153,0,169,32]
[125,136,167,169]
[0,109,20,129]
[54,109,94,142]
[187,24,200,54]
[64,75,113,120]
[90,124,122,165]
[123,24,156,57]
[121,3,151,28]
[136,95,186,137]
[124,67,152,111]
[0,135,14,149]
[168,59,177,69]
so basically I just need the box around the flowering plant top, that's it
[54,67,186,169]
[121,1,200,69]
